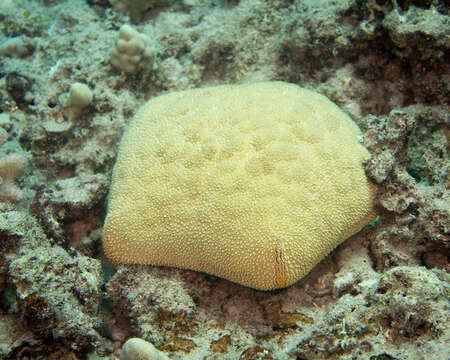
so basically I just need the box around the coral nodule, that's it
[103,82,377,290]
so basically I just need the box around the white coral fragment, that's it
[0,36,36,58]
[110,25,156,75]
[120,338,169,360]
[0,153,27,202]
[65,82,94,119]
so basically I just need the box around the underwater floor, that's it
[0,0,448,359]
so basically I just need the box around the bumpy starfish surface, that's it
[103,82,376,290]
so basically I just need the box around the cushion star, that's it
[103,82,377,290]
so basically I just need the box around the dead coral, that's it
[107,267,197,348]
[0,314,38,358]
[362,105,449,271]
[281,0,449,113]
[30,173,108,247]
[0,210,108,356]
[372,266,448,340]
[8,240,104,352]
[292,263,449,360]
[109,0,176,23]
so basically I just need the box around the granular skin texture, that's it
[103,81,377,290]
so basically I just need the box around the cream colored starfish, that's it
[103,82,376,290]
